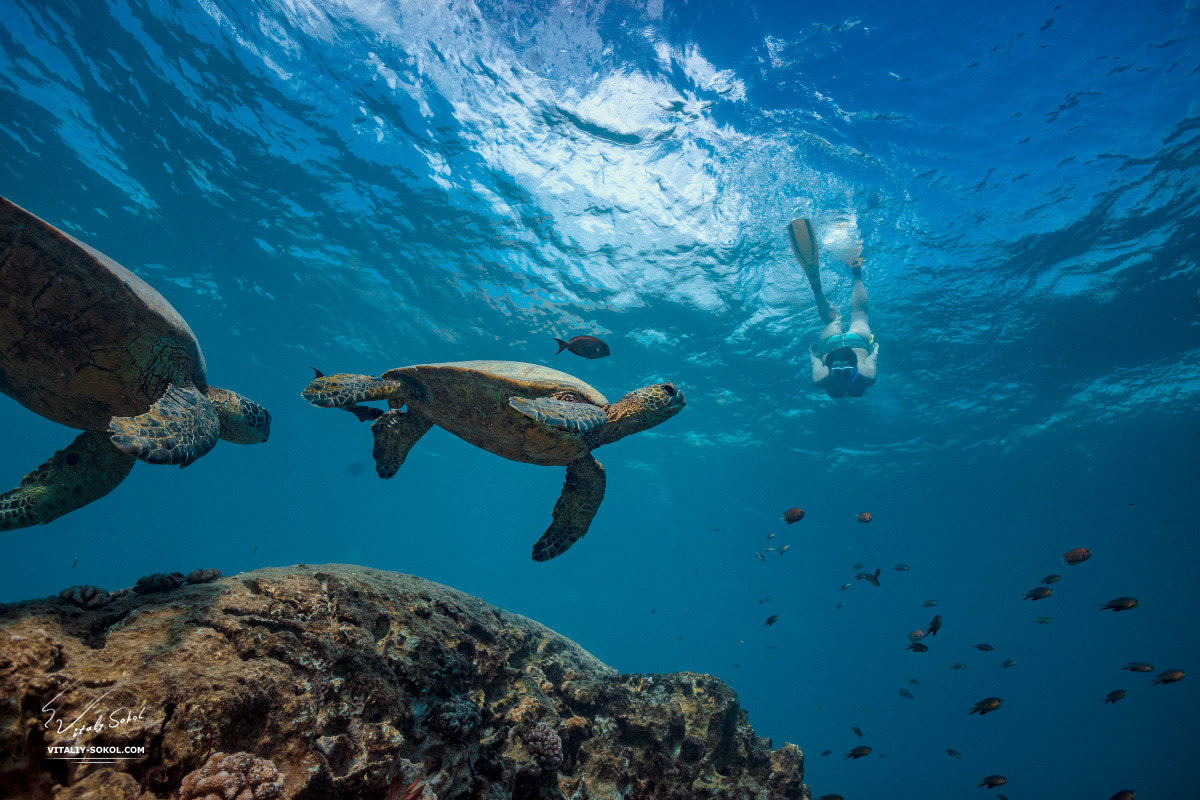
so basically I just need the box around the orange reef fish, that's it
[1152,669,1185,685]
[857,512,872,523]
[969,697,1004,715]
[553,335,610,359]
[1100,596,1139,612]
[783,507,805,524]
[908,629,925,642]
[1063,547,1092,565]
[1024,586,1053,601]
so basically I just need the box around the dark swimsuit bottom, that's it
[817,332,876,362]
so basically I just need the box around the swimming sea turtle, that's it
[0,197,271,530]
[302,360,685,560]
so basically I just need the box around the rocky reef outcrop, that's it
[0,564,807,799]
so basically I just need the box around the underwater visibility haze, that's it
[2,0,1199,797]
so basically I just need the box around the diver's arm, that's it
[810,348,829,383]
[858,342,879,381]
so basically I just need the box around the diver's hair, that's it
[824,347,857,368]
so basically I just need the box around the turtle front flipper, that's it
[371,409,434,478]
[532,453,606,561]
[0,431,136,531]
[509,395,608,433]
[108,383,220,465]
[302,373,403,420]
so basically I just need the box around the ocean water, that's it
[1,0,1198,797]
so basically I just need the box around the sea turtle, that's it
[302,360,685,560]
[0,197,271,530]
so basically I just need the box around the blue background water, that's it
[2,0,1198,797]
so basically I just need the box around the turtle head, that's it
[591,382,685,447]
[206,387,272,444]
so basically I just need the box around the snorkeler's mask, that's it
[824,347,859,383]
[829,364,859,383]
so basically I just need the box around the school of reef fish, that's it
[758,509,1182,799]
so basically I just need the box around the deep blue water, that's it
[2,0,1198,797]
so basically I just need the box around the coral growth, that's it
[521,720,564,772]
[57,584,110,609]
[179,751,284,800]
[133,571,185,594]
[185,567,222,584]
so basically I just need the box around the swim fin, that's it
[788,219,819,271]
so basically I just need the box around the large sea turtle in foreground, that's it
[0,197,271,530]
[302,360,686,560]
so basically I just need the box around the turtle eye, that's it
[661,383,677,396]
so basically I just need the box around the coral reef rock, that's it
[0,564,807,799]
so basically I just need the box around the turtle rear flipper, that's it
[0,431,135,530]
[509,396,608,434]
[109,383,219,465]
[372,409,433,478]
[532,453,606,561]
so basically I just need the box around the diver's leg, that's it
[848,265,870,337]
[789,219,839,324]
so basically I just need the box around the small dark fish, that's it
[1035,616,1055,624]
[840,582,851,591]
[758,596,773,605]
[783,507,805,524]
[897,688,914,699]
[311,366,324,378]
[835,601,844,610]
[252,545,259,555]
[927,614,943,636]
[908,642,929,652]
[946,748,962,758]
[818,795,845,800]
[851,726,863,737]
[1152,669,1185,685]
[922,600,938,608]
[845,745,871,759]
[951,662,967,670]
[1121,662,1154,673]
[908,677,921,685]
[853,568,881,587]
[974,643,995,651]
[1063,547,1092,565]
[754,552,765,562]
[1100,596,1139,612]
[554,335,610,359]
[979,774,1007,789]
[852,562,867,570]
[764,614,779,627]
[969,696,1004,715]
[650,608,657,614]
[1001,659,1017,668]
[1108,792,1136,800]
[1024,586,1053,601]
[893,563,910,571]
[819,749,832,756]
[1104,689,1126,704]
[1041,574,1061,584]
[70,558,78,570]
[857,512,872,523]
